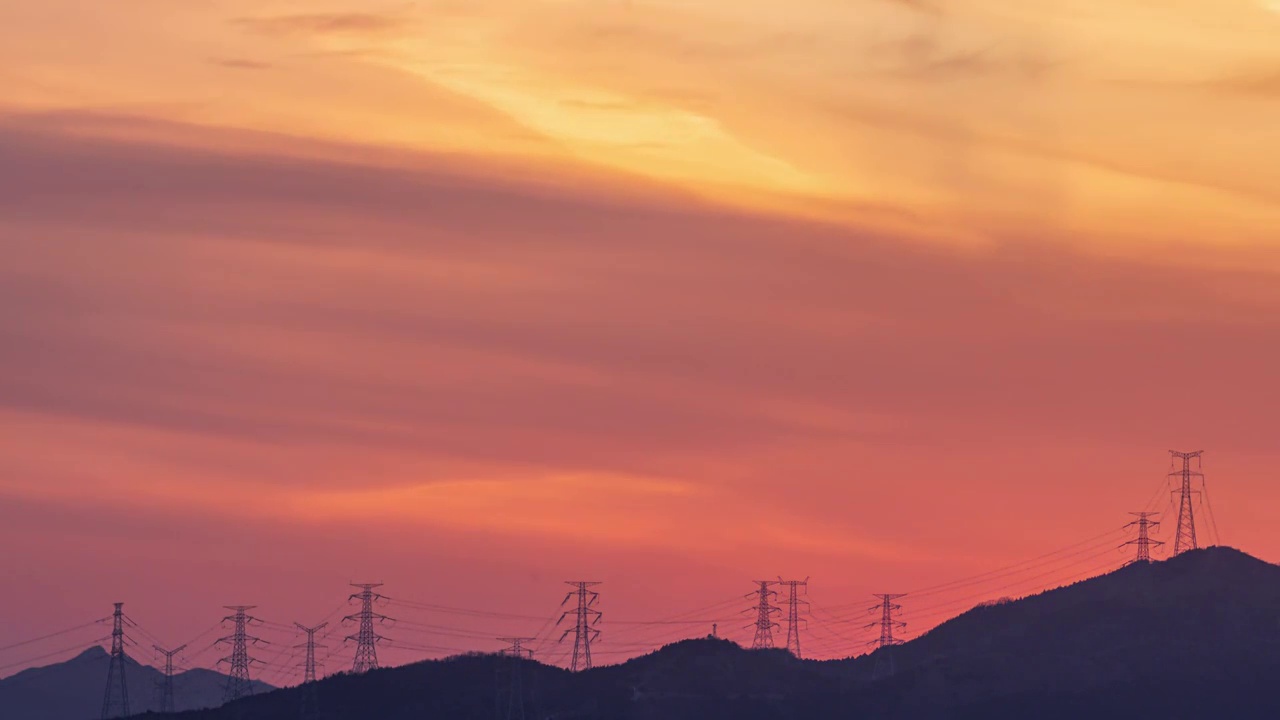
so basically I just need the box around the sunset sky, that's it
[2,0,1280,676]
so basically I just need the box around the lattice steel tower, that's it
[295,621,327,720]
[866,594,906,680]
[345,583,388,674]
[153,644,186,713]
[296,622,328,684]
[101,602,130,719]
[218,605,263,703]
[559,581,601,672]
[497,637,535,720]
[745,580,780,650]
[1170,450,1204,554]
[1123,512,1164,564]
[778,577,808,658]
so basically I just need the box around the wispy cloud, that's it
[1208,67,1280,98]
[883,34,1061,82]
[231,12,409,38]
[882,0,942,15]
[211,57,273,71]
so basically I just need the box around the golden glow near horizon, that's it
[2,0,1279,251]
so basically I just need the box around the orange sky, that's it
[1,0,1279,678]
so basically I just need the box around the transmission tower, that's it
[153,644,187,713]
[296,622,328,683]
[100,602,130,720]
[497,637,535,720]
[499,637,535,658]
[744,580,780,649]
[1170,450,1204,554]
[866,594,906,680]
[1122,512,1164,564]
[294,622,327,720]
[344,583,389,674]
[218,605,264,703]
[558,581,601,672]
[778,577,809,658]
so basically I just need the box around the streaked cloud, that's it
[211,57,274,71]
[231,12,410,38]
[1,0,1279,663]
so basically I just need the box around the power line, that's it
[0,619,109,653]
[896,528,1128,602]
[599,596,742,650]
[823,533,1129,624]
[390,618,505,642]
[0,632,111,671]
[382,597,548,622]
[898,548,1125,623]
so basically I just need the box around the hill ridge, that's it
[132,545,1280,720]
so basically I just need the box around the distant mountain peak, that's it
[1160,544,1267,567]
[71,645,108,660]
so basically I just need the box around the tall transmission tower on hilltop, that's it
[778,577,809,658]
[499,637,535,658]
[559,581,602,672]
[1170,450,1204,554]
[153,644,187,713]
[1122,512,1164,564]
[296,622,328,684]
[744,580,780,650]
[866,594,906,680]
[100,602,130,720]
[218,605,264,703]
[345,583,389,674]
[497,637,535,720]
[296,621,327,720]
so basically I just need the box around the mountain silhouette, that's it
[134,547,1280,718]
[0,644,272,720]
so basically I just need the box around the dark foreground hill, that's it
[146,547,1280,719]
[0,645,271,720]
